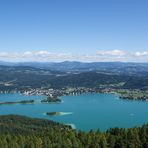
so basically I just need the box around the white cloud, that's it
[97,49,126,56]
[23,51,32,56]
[35,50,50,56]
[0,50,148,62]
[0,52,9,57]
[134,51,148,57]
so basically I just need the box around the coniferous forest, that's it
[0,115,147,148]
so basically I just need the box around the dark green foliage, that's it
[0,115,147,148]
[1,65,148,91]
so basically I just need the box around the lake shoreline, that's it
[1,87,148,102]
[0,92,147,131]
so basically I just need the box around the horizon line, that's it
[0,60,148,64]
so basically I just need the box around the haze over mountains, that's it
[0,61,148,76]
[0,61,148,91]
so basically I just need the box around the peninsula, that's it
[0,100,34,105]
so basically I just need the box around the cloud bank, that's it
[0,50,148,62]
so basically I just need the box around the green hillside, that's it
[0,115,147,148]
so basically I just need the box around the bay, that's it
[0,93,147,131]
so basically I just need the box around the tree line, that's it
[0,115,147,148]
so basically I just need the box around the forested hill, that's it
[0,115,147,148]
[1,61,148,75]
[0,65,148,91]
[0,115,68,135]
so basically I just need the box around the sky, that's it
[0,0,148,62]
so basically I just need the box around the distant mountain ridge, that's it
[0,62,148,91]
[0,61,148,75]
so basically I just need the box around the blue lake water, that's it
[0,93,147,131]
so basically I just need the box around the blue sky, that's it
[0,0,148,62]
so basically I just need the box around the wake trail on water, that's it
[66,123,76,129]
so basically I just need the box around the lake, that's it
[0,93,147,131]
